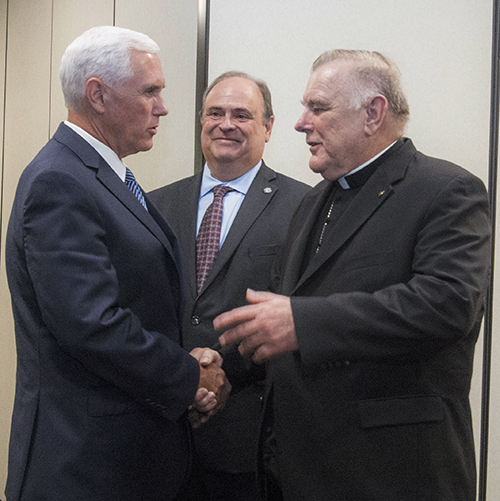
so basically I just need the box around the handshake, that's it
[188,348,231,428]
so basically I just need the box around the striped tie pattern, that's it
[125,168,148,211]
[196,185,233,293]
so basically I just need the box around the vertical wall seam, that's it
[478,1,499,499]
[194,0,210,174]
[48,0,54,141]
[0,0,10,258]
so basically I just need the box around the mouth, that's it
[214,137,239,143]
[307,141,321,151]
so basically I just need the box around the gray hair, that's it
[201,71,274,125]
[60,25,160,111]
[312,49,409,125]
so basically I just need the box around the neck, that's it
[67,109,117,156]
[208,161,257,182]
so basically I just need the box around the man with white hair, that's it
[5,25,229,501]
[215,50,491,500]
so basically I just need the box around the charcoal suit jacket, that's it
[5,123,200,501]
[149,162,309,473]
[265,139,491,501]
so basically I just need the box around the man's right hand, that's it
[188,348,232,427]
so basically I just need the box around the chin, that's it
[308,161,324,175]
[139,141,154,152]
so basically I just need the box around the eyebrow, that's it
[143,84,164,93]
[206,106,254,116]
[301,98,329,107]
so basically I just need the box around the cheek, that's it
[200,131,212,150]
[201,123,216,140]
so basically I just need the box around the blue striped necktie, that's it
[125,168,148,211]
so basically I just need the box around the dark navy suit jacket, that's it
[6,123,200,500]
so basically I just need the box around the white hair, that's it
[312,49,410,126]
[59,25,159,110]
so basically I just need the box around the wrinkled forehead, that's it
[304,61,354,103]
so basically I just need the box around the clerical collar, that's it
[338,140,398,190]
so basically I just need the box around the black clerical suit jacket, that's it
[264,139,491,501]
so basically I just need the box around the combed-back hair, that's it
[60,25,159,111]
[312,49,409,125]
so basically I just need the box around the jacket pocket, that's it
[358,395,443,429]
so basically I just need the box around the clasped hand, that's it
[188,347,231,428]
[214,289,298,364]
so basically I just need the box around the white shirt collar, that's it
[64,121,127,181]
[200,160,262,198]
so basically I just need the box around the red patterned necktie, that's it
[196,185,234,293]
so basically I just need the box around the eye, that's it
[145,87,160,97]
[302,100,330,115]
[310,106,328,115]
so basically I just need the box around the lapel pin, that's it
[378,190,386,197]
[263,187,272,194]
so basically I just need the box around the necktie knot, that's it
[125,168,148,211]
[213,184,233,199]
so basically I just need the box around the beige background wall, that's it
[0,0,498,498]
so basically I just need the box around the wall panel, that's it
[0,0,53,490]
[0,0,9,491]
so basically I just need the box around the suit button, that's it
[191,316,200,326]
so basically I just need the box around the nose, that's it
[295,109,311,133]
[219,113,236,130]
[155,95,168,117]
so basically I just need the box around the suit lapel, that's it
[54,123,177,261]
[279,181,331,295]
[292,140,415,293]
[198,163,278,294]
[179,174,203,296]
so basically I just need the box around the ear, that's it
[85,78,106,114]
[364,95,388,136]
[264,115,275,142]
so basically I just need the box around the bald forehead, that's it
[310,60,356,86]
[304,61,354,104]
[208,77,264,105]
